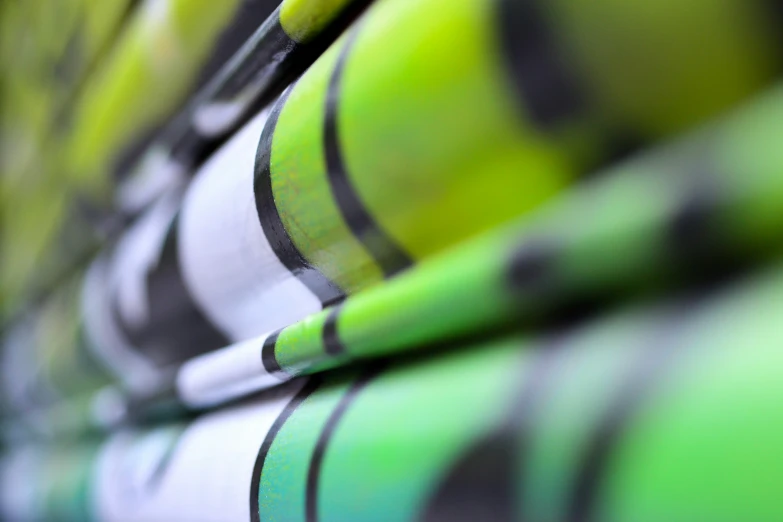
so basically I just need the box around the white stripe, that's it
[175,332,284,409]
[94,383,304,522]
[112,191,181,330]
[192,99,245,137]
[178,107,322,342]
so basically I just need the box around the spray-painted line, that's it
[255,88,347,307]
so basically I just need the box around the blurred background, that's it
[1,0,783,520]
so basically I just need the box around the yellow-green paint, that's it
[270,0,782,290]
[279,0,355,43]
[551,0,782,139]
[341,0,574,260]
[272,39,386,294]
[66,0,243,195]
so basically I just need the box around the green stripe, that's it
[258,373,357,522]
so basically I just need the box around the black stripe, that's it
[261,330,289,378]
[765,0,783,55]
[507,239,559,297]
[667,166,748,288]
[420,335,570,522]
[112,218,231,367]
[250,377,322,522]
[670,182,718,261]
[567,305,695,522]
[306,367,383,522]
[507,236,620,329]
[183,9,295,154]
[124,376,187,425]
[322,305,347,356]
[496,0,584,130]
[599,132,646,172]
[254,87,346,307]
[190,1,284,105]
[323,28,413,278]
[167,1,285,167]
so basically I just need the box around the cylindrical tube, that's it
[5,261,783,521]
[14,0,783,419]
[152,83,783,412]
[178,0,783,343]
[117,0,362,213]
[14,80,783,431]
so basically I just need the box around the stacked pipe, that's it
[2,0,783,520]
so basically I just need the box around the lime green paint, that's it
[67,0,243,196]
[258,375,352,522]
[341,0,573,260]
[273,41,385,294]
[280,0,354,43]
[311,339,520,522]
[275,308,336,375]
[599,266,783,522]
[272,84,783,382]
